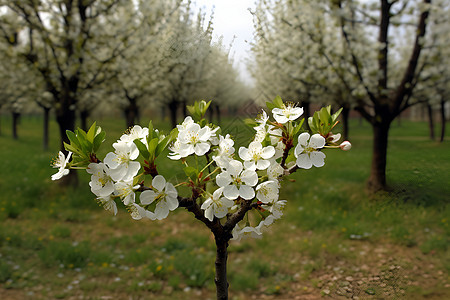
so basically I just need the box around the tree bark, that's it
[427,103,435,140]
[43,107,50,151]
[124,92,139,128]
[56,106,78,186]
[215,104,221,126]
[214,236,229,300]
[440,99,446,143]
[367,121,391,192]
[12,112,20,140]
[341,104,350,141]
[169,100,179,129]
[80,109,89,132]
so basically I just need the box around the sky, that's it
[193,0,256,85]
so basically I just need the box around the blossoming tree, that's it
[252,0,447,192]
[51,98,351,300]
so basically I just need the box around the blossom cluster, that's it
[51,100,351,242]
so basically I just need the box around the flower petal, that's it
[223,185,239,200]
[296,153,313,169]
[239,185,255,200]
[140,190,157,205]
[152,175,166,192]
[310,151,326,167]
[297,132,310,147]
[216,172,232,187]
[309,134,326,149]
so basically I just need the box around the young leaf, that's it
[66,130,81,149]
[87,122,97,142]
[134,139,150,160]
[93,131,106,152]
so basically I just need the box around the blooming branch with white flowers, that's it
[51,98,351,300]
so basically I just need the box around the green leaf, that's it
[93,131,106,152]
[184,166,198,181]
[66,130,81,149]
[86,122,97,142]
[244,118,258,128]
[64,142,79,154]
[331,107,343,122]
[134,139,150,159]
[148,138,159,155]
[155,135,171,157]
[266,101,276,110]
[273,95,284,108]
[148,120,154,141]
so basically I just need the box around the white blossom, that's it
[96,195,118,215]
[119,125,149,144]
[212,134,235,169]
[294,133,326,169]
[177,123,216,157]
[87,163,115,197]
[51,151,72,180]
[272,104,303,124]
[201,187,234,221]
[104,141,140,181]
[238,141,275,171]
[114,179,140,205]
[255,181,279,204]
[216,160,258,200]
[140,175,178,220]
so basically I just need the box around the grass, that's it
[0,113,449,299]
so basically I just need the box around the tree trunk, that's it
[182,100,187,118]
[124,97,139,128]
[427,103,435,140]
[80,109,89,132]
[169,100,179,129]
[341,105,350,141]
[12,112,20,140]
[214,236,229,300]
[440,99,446,143]
[367,121,391,192]
[43,107,50,151]
[215,104,221,126]
[56,107,78,186]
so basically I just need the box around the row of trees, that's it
[0,0,248,150]
[250,0,449,192]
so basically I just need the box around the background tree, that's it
[0,0,136,150]
[252,0,446,192]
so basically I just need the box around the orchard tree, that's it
[156,4,217,127]
[253,0,445,192]
[105,0,183,128]
[0,0,137,157]
[250,0,356,138]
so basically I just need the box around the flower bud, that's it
[339,141,352,151]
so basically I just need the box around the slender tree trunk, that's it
[168,100,179,129]
[43,107,50,151]
[214,236,229,300]
[208,104,214,122]
[440,99,446,143]
[367,121,391,192]
[427,103,435,140]
[80,109,89,132]
[12,112,20,140]
[182,100,187,118]
[215,104,221,126]
[56,107,78,186]
[124,97,139,128]
[341,105,350,141]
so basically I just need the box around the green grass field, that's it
[0,114,449,299]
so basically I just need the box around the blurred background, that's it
[0,0,448,299]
